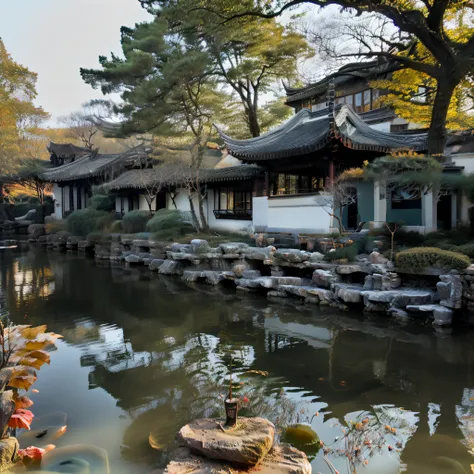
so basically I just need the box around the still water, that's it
[1,247,474,474]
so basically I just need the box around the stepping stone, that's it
[178,417,274,466]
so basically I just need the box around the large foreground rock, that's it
[161,445,310,474]
[178,417,275,466]
[0,437,18,470]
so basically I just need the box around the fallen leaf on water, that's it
[32,389,39,393]
[149,433,165,450]
[339,381,346,387]
[318,378,325,381]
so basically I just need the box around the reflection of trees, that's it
[3,251,474,471]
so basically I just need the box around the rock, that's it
[312,269,338,288]
[372,273,401,291]
[244,246,276,263]
[336,265,365,275]
[159,261,184,276]
[392,290,434,308]
[333,284,363,304]
[149,259,165,271]
[178,417,274,466]
[242,270,261,279]
[0,437,19,469]
[274,249,311,264]
[255,233,266,248]
[125,254,142,264]
[306,287,333,302]
[433,306,454,326]
[0,391,14,438]
[183,271,224,285]
[437,274,463,309]
[170,243,192,253]
[219,242,249,255]
[28,224,45,239]
[309,252,324,263]
[304,297,320,305]
[363,275,374,290]
[387,307,410,320]
[267,290,288,298]
[232,263,250,278]
[163,444,310,474]
[0,368,12,392]
[235,276,301,290]
[369,251,389,265]
[143,257,153,266]
[279,285,310,298]
[368,264,388,274]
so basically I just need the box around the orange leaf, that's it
[149,432,165,450]
[15,395,33,409]
[19,446,45,460]
[8,409,34,430]
[20,325,47,339]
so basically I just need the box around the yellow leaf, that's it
[18,357,47,370]
[9,374,37,390]
[246,370,269,377]
[20,325,47,340]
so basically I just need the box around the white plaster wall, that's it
[265,194,332,233]
[373,180,387,227]
[452,154,474,173]
[52,183,62,219]
[138,193,151,212]
[252,197,268,231]
[167,188,191,212]
[115,197,122,214]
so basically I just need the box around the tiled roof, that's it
[41,148,147,182]
[47,142,91,158]
[217,105,428,161]
[104,164,263,190]
[285,60,398,105]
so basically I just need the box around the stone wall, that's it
[28,228,474,328]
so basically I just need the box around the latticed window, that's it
[272,174,324,196]
[214,188,252,220]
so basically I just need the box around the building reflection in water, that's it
[1,248,474,473]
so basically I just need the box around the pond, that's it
[1,247,474,474]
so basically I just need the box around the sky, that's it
[0,0,151,126]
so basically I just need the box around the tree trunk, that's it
[427,81,456,156]
[197,189,209,233]
[248,106,261,138]
[188,193,200,231]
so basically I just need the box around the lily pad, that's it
[281,423,320,455]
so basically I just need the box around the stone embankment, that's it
[29,228,474,327]
[151,417,311,474]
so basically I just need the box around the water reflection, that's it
[1,248,474,473]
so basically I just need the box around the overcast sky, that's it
[0,0,151,125]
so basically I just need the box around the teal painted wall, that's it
[386,200,422,225]
[357,182,374,223]
[341,181,374,229]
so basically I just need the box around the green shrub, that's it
[67,209,115,237]
[396,247,471,270]
[45,219,67,235]
[110,220,122,233]
[146,209,194,241]
[323,244,358,262]
[122,210,150,234]
[88,194,115,212]
[394,230,425,247]
[451,243,474,259]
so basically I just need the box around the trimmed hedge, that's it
[67,209,115,237]
[121,210,150,234]
[146,209,194,241]
[88,194,115,212]
[396,247,471,270]
[451,243,474,259]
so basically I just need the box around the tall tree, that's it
[139,0,313,137]
[0,39,49,176]
[81,19,231,231]
[216,0,474,155]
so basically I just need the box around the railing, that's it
[213,209,252,220]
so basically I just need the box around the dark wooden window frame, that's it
[214,187,253,220]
